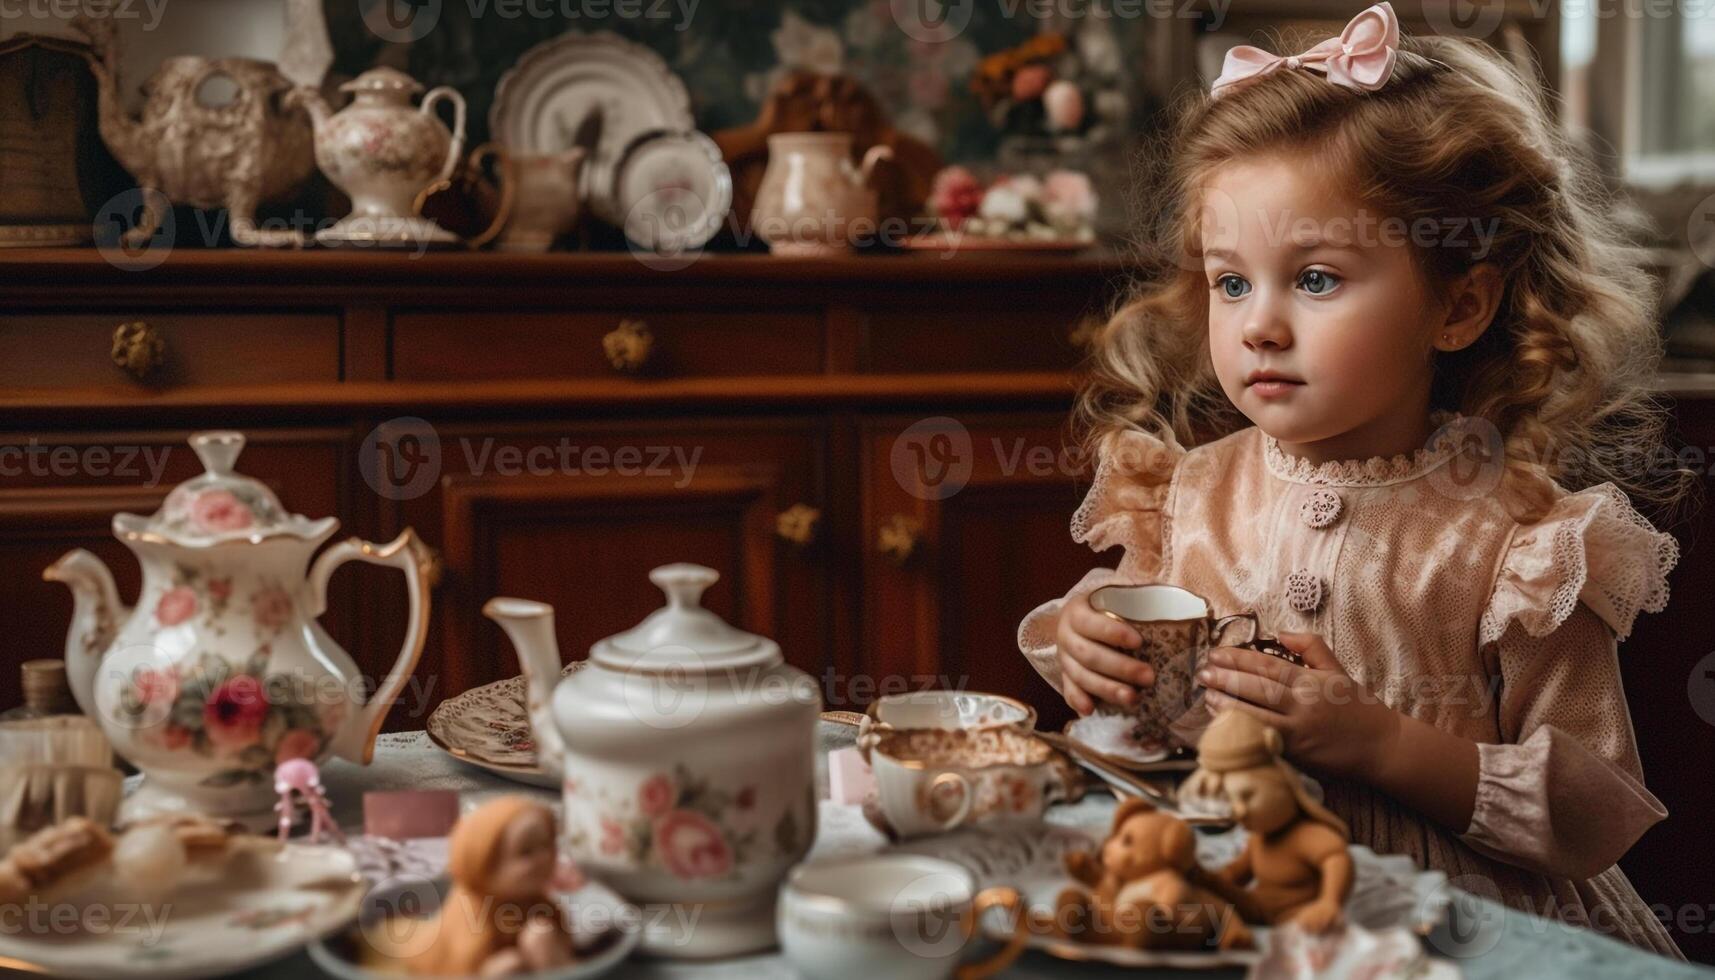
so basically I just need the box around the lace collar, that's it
[1262,412,1479,487]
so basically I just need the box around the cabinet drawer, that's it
[392,310,825,381]
[0,312,340,389]
[861,305,1087,374]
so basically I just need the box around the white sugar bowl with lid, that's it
[486,563,822,958]
[44,431,434,819]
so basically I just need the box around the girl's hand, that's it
[1195,632,1399,780]
[1054,592,1155,715]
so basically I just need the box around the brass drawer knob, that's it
[111,320,165,380]
[602,318,654,373]
[877,514,923,567]
[775,503,822,548]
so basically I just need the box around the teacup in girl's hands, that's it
[1060,583,1263,755]
[1054,590,1153,716]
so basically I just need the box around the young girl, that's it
[1018,2,1692,957]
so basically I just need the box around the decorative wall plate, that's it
[490,32,694,226]
[0,836,363,979]
[611,129,732,253]
[425,662,586,787]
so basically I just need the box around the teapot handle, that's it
[421,85,467,184]
[858,143,894,189]
[307,529,434,765]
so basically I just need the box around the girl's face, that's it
[1201,153,1447,461]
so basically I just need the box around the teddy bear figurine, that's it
[1046,797,1253,951]
[1181,708,1355,934]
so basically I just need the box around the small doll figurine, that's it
[1050,797,1253,951]
[1181,709,1354,933]
[274,758,343,844]
[409,797,577,977]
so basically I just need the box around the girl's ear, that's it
[1435,262,1505,352]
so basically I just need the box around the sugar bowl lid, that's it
[115,431,335,545]
[591,564,781,672]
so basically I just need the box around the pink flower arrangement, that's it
[639,773,675,818]
[251,586,295,634]
[273,727,321,764]
[154,587,198,627]
[203,675,268,750]
[189,490,254,534]
[653,810,733,879]
[929,166,984,229]
[930,167,1099,242]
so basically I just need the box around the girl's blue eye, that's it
[1299,269,1340,295]
[1215,274,1250,299]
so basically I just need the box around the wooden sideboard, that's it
[0,250,1131,737]
[2,248,1713,960]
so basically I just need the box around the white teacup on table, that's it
[870,728,1064,838]
[778,853,1026,980]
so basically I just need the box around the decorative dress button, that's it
[1286,569,1325,613]
[1300,488,1343,529]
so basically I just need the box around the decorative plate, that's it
[490,31,694,226]
[0,836,364,980]
[309,875,640,980]
[612,129,732,253]
[425,662,586,788]
[888,820,1451,970]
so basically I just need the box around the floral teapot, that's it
[45,431,433,818]
[485,564,821,958]
[288,67,467,245]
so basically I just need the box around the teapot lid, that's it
[117,431,336,546]
[339,66,424,95]
[591,564,780,672]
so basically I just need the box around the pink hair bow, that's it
[1210,1,1400,100]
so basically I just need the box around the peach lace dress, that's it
[1017,415,1684,958]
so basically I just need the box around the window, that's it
[1575,0,1715,186]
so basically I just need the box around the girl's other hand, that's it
[1195,631,1399,780]
[1055,592,1155,715]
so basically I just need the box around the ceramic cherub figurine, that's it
[1049,797,1253,951]
[408,797,576,976]
[1182,709,1354,933]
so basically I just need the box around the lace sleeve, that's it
[1067,428,1183,579]
[1478,482,1678,647]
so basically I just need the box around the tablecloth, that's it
[224,725,1709,980]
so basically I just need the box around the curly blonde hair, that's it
[1080,30,1695,524]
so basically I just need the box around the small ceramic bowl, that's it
[309,874,640,980]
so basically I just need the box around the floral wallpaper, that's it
[326,0,1161,172]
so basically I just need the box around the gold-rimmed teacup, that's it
[869,728,1061,838]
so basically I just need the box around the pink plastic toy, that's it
[274,757,345,844]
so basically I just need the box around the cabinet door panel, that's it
[861,415,1101,731]
[376,419,830,725]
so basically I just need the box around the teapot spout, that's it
[43,550,130,718]
[284,84,334,129]
[483,598,568,775]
